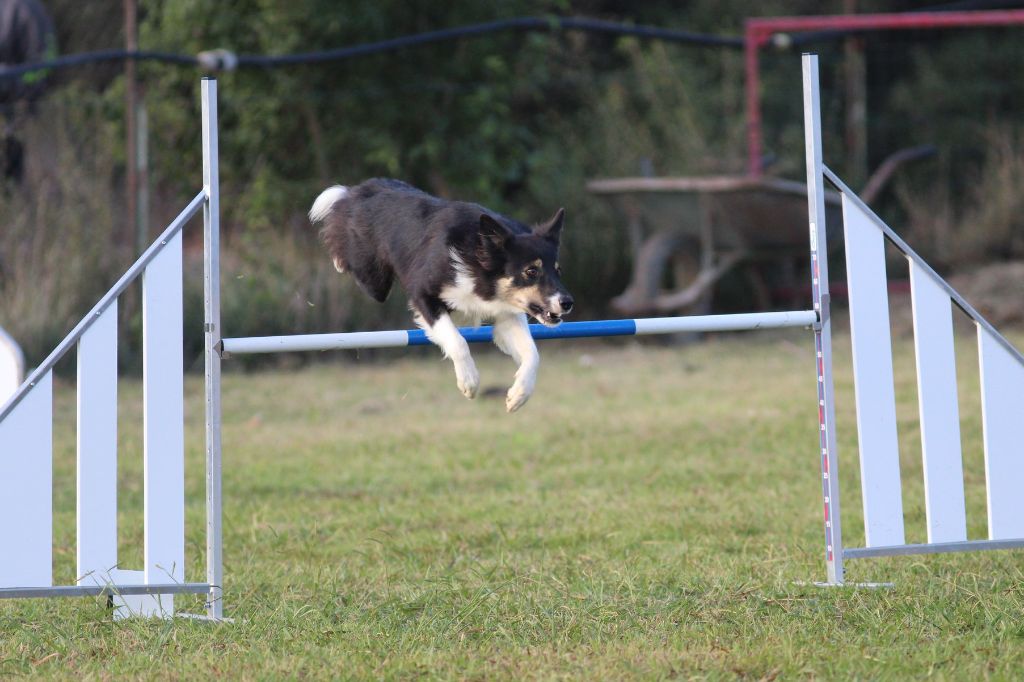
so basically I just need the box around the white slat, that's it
[977,327,1024,540]
[909,263,967,543]
[143,232,185,615]
[109,569,169,619]
[842,195,905,547]
[0,327,22,404]
[77,302,120,584]
[0,371,53,587]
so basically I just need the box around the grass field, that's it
[2,328,1024,679]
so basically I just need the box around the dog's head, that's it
[478,208,574,326]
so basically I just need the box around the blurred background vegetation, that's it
[2,0,1024,370]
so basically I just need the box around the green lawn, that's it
[2,329,1024,679]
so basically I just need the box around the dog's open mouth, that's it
[528,304,562,327]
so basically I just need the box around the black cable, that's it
[5,8,1018,82]
[0,49,198,80]
[0,15,742,82]
[238,16,741,67]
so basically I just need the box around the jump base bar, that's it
[844,538,1024,559]
[221,310,818,355]
[0,583,213,599]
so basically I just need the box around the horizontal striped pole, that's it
[221,310,817,355]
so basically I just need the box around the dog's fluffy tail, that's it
[310,185,350,273]
[309,185,349,224]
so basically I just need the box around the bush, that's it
[0,89,128,368]
[897,126,1024,268]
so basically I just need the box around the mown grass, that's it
[2,329,1024,679]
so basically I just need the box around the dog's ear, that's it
[533,208,565,244]
[477,214,513,270]
[479,213,513,250]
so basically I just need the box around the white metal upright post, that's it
[201,77,224,619]
[802,54,844,585]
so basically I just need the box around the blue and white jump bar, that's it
[220,310,818,355]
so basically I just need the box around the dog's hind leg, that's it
[492,313,539,413]
[414,300,479,400]
[350,260,395,303]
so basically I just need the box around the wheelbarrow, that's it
[588,146,934,316]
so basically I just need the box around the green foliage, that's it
[6,1,1024,367]
[886,30,1024,178]
[139,0,576,220]
[0,89,129,363]
[897,126,1024,268]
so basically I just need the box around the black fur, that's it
[313,178,572,327]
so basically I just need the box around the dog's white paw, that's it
[455,362,479,399]
[506,381,533,412]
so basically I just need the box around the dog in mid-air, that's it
[309,179,574,412]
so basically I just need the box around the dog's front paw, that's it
[455,362,480,399]
[505,381,533,413]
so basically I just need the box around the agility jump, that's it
[1,54,1023,619]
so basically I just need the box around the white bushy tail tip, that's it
[309,185,349,224]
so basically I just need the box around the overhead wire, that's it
[0,15,744,84]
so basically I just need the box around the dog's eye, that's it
[524,267,539,278]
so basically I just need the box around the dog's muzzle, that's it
[529,304,564,327]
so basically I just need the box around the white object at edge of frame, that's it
[0,326,25,405]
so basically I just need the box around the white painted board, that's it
[909,263,967,543]
[142,232,185,616]
[0,326,23,405]
[977,326,1024,540]
[842,195,905,547]
[77,302,120,583]
[109,568,171,619]
[0,371,53,587]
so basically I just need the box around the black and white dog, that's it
[309,179,574,412]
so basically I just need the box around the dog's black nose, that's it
[559,296,574,314]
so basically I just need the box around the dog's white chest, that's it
[440,270,518,327]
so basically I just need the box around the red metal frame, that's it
[744,9,1024,176]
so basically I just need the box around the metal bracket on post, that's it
[818,293,830,327]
